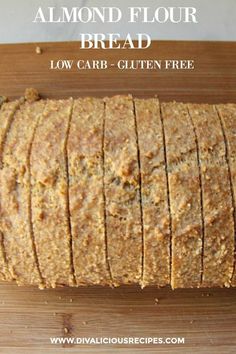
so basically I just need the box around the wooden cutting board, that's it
[0,41,236,354]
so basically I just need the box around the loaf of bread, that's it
[0,91,235,289]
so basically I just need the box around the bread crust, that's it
[31,99,75,288]
[216,104,236,286]
[68,98,111,285]
[0,101,45,286]
[104,95,142,285]
[188,103,234,287]
[135,98,170,287]
[161,102,202,288]
[0,100,21,281]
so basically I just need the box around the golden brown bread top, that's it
[68,97,111,285]
[188,103,234,287]
[31,99,75,288]
[104,95,142,285]
[1,101,45,286]
[216,104,236,286]
[134,98,170,287]
[161,102,202,289]
[0,92,235,289]
[0,99,22,282]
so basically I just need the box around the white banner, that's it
[0,0,235,43]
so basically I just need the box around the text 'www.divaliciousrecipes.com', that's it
[50,336,185,345]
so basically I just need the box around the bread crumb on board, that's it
[0,96,7,105]
[201,293,212,297]
[24,88,40,103]
[36,46,42,55]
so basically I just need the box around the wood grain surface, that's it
[0,283,235,353]
[0,41,236,103]
[0,41,236,353]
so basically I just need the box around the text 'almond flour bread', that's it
[104,95,142,286]
[1,100,45,287]
[134,98,170,287]
[188,104,234,287]
[0,99,22,282]
[216,104,236,286]
[31,99,75,288]
[161,102,202,289]
[68,98,111,286]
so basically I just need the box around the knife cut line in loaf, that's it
[187,105,205,285]
[159,104,173,286]
[132,98,144,284]
[64,98,76,286]
[28,103,46,288]
[102,101,113,286]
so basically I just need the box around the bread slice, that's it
[68,98,111,285]
[161,102,202,288]
[134,98,170,287]
[188,104,234,287]
[0,100,21,281]
[1,101,45,287]
[104,95,142,285]
[216,104,236,286]
[30,99,75,288]
[0,100,22,167]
